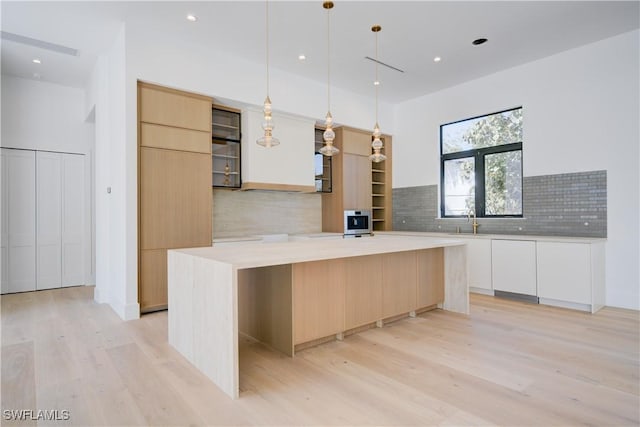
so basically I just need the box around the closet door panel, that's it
[1,151,9,293]
[62,154,85,286]
[36,152,62,290]
[6,150,36,293]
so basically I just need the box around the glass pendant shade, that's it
[319,111,339,156]
[257,96,280,147]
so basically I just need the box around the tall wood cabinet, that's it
[322,126,392,232]
[138,82,212,313]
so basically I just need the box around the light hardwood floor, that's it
[2,286,638,426]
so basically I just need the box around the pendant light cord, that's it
[375,30,379,124]
[265,0,270,97]
[327,6,331,111]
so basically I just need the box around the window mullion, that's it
[475,152,486,217]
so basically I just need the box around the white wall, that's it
[0,75,94,287]
[2,76,93,154]
[85,24,138,320]
[393,30,640,310]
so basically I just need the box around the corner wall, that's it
[393,30,640,309]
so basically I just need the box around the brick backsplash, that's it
[393,170,606,238]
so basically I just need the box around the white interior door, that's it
[5,149,37,293]
[36,151,62,290]
[62,153,85,286]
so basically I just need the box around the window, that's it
[440,107,523,217]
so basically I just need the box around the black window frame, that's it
[440,107,523,218]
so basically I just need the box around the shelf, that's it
[213,171,239,175]
[372,181,385,185]
[372,169,385,173]
[212,137,241,144]
[372,194,384,197]
[212,122,239,130]
[212,154,239,159]
[372,219,385,222]
[372,207,385,210]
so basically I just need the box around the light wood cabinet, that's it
[139,83,211,132]
[292,259,345,344]
[344,255,383,329]
[139,147,212,250]
[138,81,212,313]
[322,126,392,233]
[382,251,418,318]
[417,248,445,307]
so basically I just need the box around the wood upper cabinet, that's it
[322,126,392,233]
[138,83,211,132]
[139,147,212,250]
[138,81,212,313]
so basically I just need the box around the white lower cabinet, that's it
[536,241,605,313]
[491,239,537,296]
[456,237,492,292]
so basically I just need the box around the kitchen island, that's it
[168,234,467,399]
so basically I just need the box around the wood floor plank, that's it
[1,286,638,426]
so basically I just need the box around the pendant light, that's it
[369,25,386,163]
[257,0,280,147]
[319,1,339,156]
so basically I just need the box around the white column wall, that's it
[393,30,640,310]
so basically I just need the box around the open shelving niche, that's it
[371,138,388,231]
[212,105,241,188]
[314,127,332,193]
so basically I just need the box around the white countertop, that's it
[173,234,464,269]
[378,231,606,244]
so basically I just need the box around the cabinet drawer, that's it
[140,122,211,153]
[139,83,211,132]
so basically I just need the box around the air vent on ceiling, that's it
[1,31,79,56]
[364,56,404,73]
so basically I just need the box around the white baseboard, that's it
[469,287,494,296]
[538,297,592,312]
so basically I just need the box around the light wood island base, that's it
[168,235,467,399]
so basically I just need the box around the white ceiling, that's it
[2,1,638,103]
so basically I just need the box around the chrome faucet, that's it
[467,209,479,235]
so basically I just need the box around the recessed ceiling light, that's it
[32,58,41,64]
[373,80,380,86]
[298,54,306,61]
[186,14,198,22]
[433,56,442,62]
[472,38,488,46]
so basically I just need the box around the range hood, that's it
[241,107,317,193]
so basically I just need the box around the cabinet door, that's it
[417,248,444,307]
[537,242,591,304]
[3,149,36,293]
[344,255,383,329]
[139,83,211,132]
[491,240,537,296]
[463,238,493,291]
[139,147,212,250]
[61,154,85,287]
[382,251,417,318]
[341,128,371,156]
[36,151,62,290]
[343,154,371,210]
[140,248,168,312]
[293,259,345,344]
